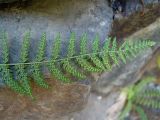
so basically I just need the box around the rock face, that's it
[0,1,160,120]
[0,0,112,119]
[0,78,90,120]
[0,0,113,85]
[0,0,112,57]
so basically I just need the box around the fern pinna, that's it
[0,31,155,97]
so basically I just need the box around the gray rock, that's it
[0,0,113,85]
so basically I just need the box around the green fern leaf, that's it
[80,33,87,55]
[76,34,102,72]
[0,32,156,97]
[135,97,160,109]
[67,32,76,57]
[0,66,26,94]
[62,33,86,79]
[15,32,33,97]
[0,32,25,94]
[31,33,49,88]
[118,42,127,64]
[48,34,70,83]
[109,38,119,65]
[125,41,137,58]
[102,38,112,70]
[51,33,62,59]
[143,88,160,98]
[20,32,30,63]
[90,35,105,70]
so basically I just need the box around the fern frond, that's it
[118,42,127,64]
[90,35,105,70]
[110,38,119,65]
[67,32,76,57]
[31,33,49,88]
[0,32,156,97]
[76,34,102,72]
[15,32,33,97]
[62,33,86,79]
[135,97,160,109]
[20,32,30,63]
[0,32,25,94]
[102,38,112,70]
[48,34,70,83]
[133,77,155,94]
[136,87,160,98]
[0,66,26,94]
[51,33,62,59]
[124,41,137,58]
[80,33,87,55]
[120,77,156,120]
[134,85,160,110]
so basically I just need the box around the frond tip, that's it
[0,31,156,97]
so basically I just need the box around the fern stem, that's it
[0,46,153,67]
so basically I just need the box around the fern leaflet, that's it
[62,33,86,79]
[0,32,25,94]
[76,34,102,72]
[15,32,33,97]
[31,33,49,88]
[48,34,70,83]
